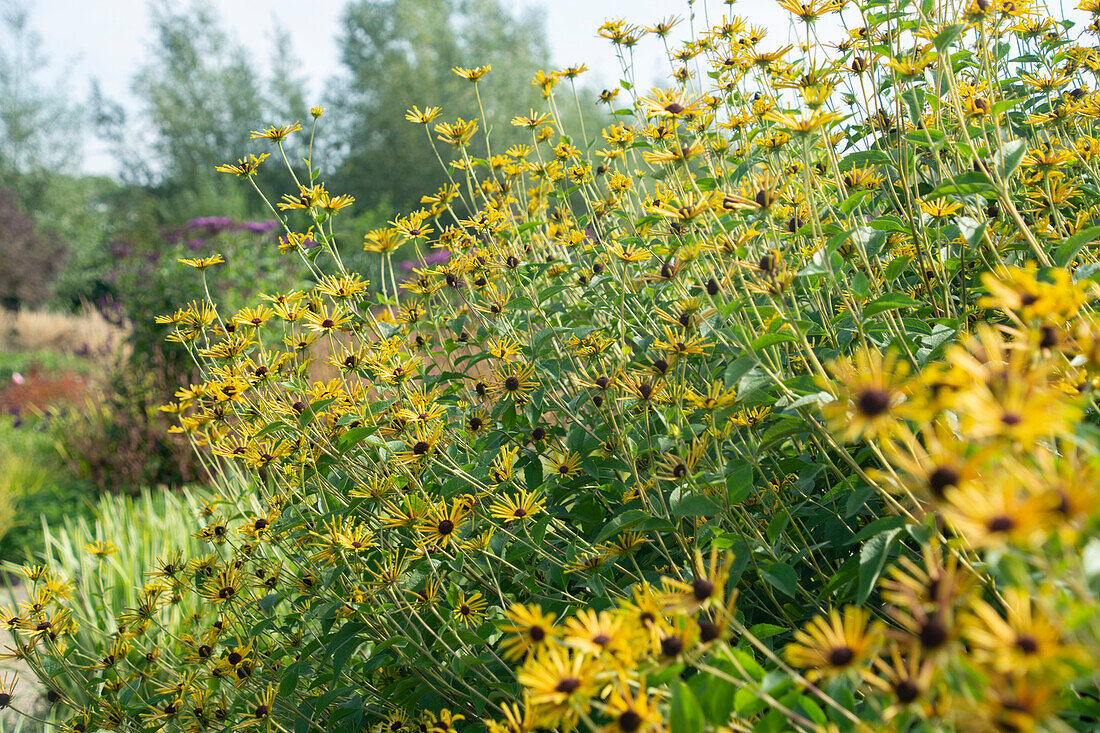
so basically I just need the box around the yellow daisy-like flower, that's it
[453,64,491,81]
[785,606,883,681]
[453,591,488,628]
[249,122,302,142]
[821,348,912,442]
[405,105,443,124]
[214,153,270,177]
[178,254,226,270]
[517,645,599,729]
[488,489,545,523]
[499,603,560,661]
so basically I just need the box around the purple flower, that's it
[399,249,451,271]
[239,220,279,234]
[187,216,235,232]
[186,238,206,250]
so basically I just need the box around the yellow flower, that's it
[489,490,545,523]
[405,105,443,124]
[919,197,963,219]
[453,64,491,81]
[215,153,269,177]
[249,122,302,142]
[85,540,118,559]
[499,604,560,661]
[453,591,488,628]
[821,348,912,442]
[178,254,225,270]
[435,117,480,148]
[785,606,882,680]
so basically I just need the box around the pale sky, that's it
[28,0,797,175]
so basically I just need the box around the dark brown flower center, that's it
[828,645,854,666]
[438,520,455,535]
[619,711,642,732]
[504,376,521,392]
[894,679,920,704]
[1015,634,1039,654]
[928,466,960,497]
[692,578,715,601]
[856,388,890,417]
[698,619,721,642]
[660,635,683,657]
[555,677,581,694]
[919,617,949,649]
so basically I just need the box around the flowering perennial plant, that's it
[10,0,1100,731]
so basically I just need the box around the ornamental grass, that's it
[7,0,1100,730]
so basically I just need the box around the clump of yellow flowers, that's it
[9,0,1100,731]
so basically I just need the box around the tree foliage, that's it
[0,0,82,175]
[327,0,551,211]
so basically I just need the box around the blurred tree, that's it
[127,0,267,218]
[0,0,83,175]
[0,187,66,309]
[327,0,551,212]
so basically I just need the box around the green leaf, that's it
[698,674,736,726]
[751,332,796,350]
[593,509,651,544]
[927,172,991,198]
[761,562,799,598]
[748,623,787,639]
[995,139,1027,180]
[672,494,720,518]
[884,255,912,281]
[723,356,756,388]
[838,150,892,169]
[857,527,903,602]
[863,292,921,318]
[670,679,705,733]
[840,189,872,216]
[932,23,965,52]
[1055,225,1100,267]
[725,463,753,504]
[870,216,908,234]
